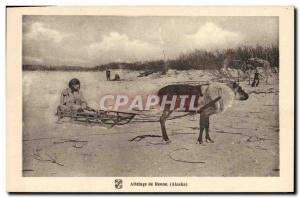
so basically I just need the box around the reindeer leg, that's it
[197,113,207,144]
[205,123,214,143]
[159,110,173,144]
[197,125,205,144]
[205,117,214,143]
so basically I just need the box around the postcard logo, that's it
[99,94,200,112]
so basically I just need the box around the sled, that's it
[56,106,136,128]
[170,80,210,86]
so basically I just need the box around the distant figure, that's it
[113,73,120,81]
[251,69,262,87]
[106,69,111,81]
[60,78,88,112]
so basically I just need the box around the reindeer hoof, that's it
[205,139,214,143]
[196,140,203,144]
[162,139,171,144]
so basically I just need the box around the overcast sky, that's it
[22,16,278,67]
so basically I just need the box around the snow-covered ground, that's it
[22,69,279,176]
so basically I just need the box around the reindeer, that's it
[157,81,249,144]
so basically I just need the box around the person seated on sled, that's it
[60,78,88,112]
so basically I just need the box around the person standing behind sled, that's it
[106,69,111,81]
[60,78,88,112]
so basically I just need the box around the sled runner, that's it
[56,106,136,128]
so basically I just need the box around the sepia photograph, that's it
[22,15,280,177]
[6,6,294,192]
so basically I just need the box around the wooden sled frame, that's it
[56,106,136,128]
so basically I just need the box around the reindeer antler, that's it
[211,62,232,84]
